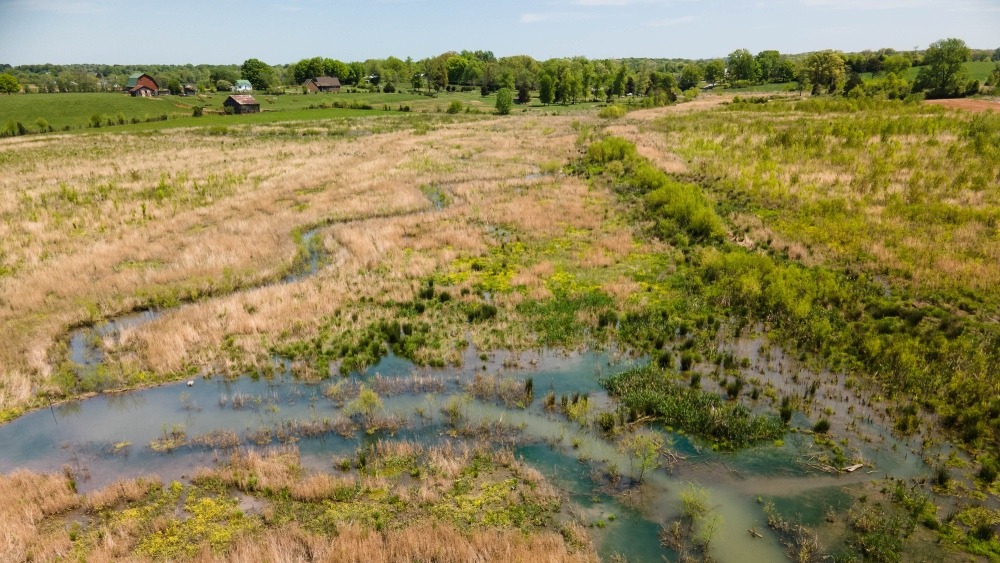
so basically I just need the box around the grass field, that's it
[1,89,611,134]
[1,90,999,560]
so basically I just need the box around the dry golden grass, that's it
[85,475,162,512]
[194,446,301,493]
[0,110,606,414]
[221,521,596,563]
[0,470,79,562]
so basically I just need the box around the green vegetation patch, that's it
[602,365,784,450]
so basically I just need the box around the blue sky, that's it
[0,0,997,65]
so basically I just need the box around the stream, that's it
[1,225,933,562]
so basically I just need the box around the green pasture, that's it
[1,88,611,135]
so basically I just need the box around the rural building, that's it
[183,84,197,96]
[233,80,253,92]
[224,95,260,114]
[125,72,158,97]
[303,76,341,93]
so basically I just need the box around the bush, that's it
[446,100,463,114]
[598,105,627,119]
[812,418,831,434]
[192,106,203,117]
[495,88,513,115]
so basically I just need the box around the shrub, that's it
[812,418,831,434]
[495,88,513,115]
[598,105,627,119]
[446,100,463,114]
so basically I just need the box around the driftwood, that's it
[842,463,864,473]
[748,528,763,539]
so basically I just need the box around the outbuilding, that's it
[233,79,253,92]
[223,95,260,114]
[303,76,341,93]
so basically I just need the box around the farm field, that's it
[0,89,610,133]
[1,92,999,562]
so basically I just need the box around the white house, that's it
[233,80,253,92]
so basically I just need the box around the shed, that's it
[125,72,158,96]
[183,84,197,96]
[129,85,157,98]
[233,79,253,92]
[303,76,341,93]
[224,95,260,114]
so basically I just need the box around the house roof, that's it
[234,80,252,88]
[313,76,341,88]
[225,95,259,106]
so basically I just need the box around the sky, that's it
[0,0,997,65]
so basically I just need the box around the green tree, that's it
[240,58,275,90]
[619,430,665,483]
[881,54,911,76]
[539,73,554,105]
[0,72,19,94]
[495,87,513,115]
[992,47,1000,62]
[985,63,1000,88]
[678,64,703,91]
[755,50,784,83]
[703,60,725,85]
[726,49,759,85]
[215,79,233,92]
[324,59,349,82]
[914,37,972,98]
[803,50,846,94]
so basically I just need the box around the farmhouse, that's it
[224,95,260,114]
[125,72,158,97]
[233,80,253,92]
[303,76,342,93]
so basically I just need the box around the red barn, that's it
[125,72,158,97]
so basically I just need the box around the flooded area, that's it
[0,342,931,562]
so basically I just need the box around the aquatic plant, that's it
[602,365,784,450]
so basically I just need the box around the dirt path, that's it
[925,98,1000,113]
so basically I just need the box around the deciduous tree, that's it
[240,58,275,90]
[914,38,972,98]
[726,49,759,85]
[0,72,20,94]
[803,50,846,94]
[678,64,703,91]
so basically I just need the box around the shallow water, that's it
[7,231,936,561]
[0,347,930,562]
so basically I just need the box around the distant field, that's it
[1,89,609,134]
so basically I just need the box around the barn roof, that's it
[225,95,259,106]
[313,76,341,88]
[125,72,149,88]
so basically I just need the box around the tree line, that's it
[2,41,997,100]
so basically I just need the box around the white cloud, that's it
[2,0,105,14]
[520,12,593,23]
[646,15,695,26]
[571,0,666,5]
[800,0,928,8]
